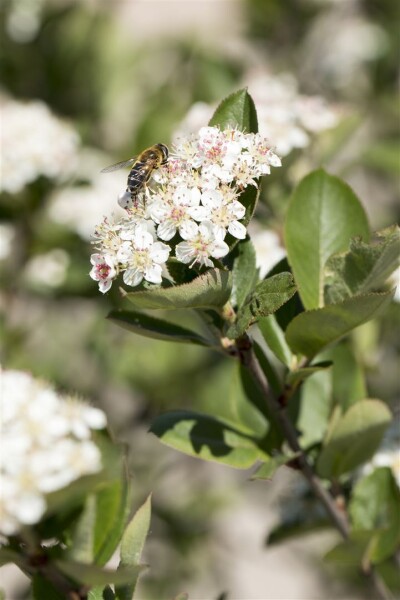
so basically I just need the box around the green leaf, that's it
[375,558,400,595]
[55,560,144,587]
[316,399,392,478]
[285,291,394,358]
[231,236,258,308]
[349,467,400,564]
[324,531,371,567]
[253,341,282,396]
[258,314,293,366]
[150,410,268,469]
[228,363,269,437]
[267,518,331,545]
[115,495,152,600]
[166,259,199,285]
[208,88,258,133]
[239,347,284,453]
[88,587,115,600]
[285,169,370,309]
[0,548,27,569]
[297,368,333,448]
[227,272,297,338]
[266,257,305,331]
[285,361,332,388]
[324,225,400,304]
[125,269,232,311]
[108,310,211,347]
[198,361,268,438]
[93,477,131,566]
[327,343,367,410]
[68,474,131,567]
[251,453,300,480]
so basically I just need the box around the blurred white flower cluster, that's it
[174,73,338,157]
[0,97,79,194]
[0,368,107,537]
[48,148,127,241]
[249,225,286,279]
[5,0,44,44]
[302,5,388,91]
[91,126,281,293]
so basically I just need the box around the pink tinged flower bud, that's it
[89,253,117,293]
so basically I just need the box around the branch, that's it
[237,335,350,537]
[236,335,393,600]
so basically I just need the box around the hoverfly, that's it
[101,143,169,209]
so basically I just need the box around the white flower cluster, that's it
[0,97,79,194]
[90,127,281,293]
[174,73,339,157]
[0,368,107,537]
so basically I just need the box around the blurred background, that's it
[1,0,399,598]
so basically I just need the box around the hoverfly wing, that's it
[101,157,136,173]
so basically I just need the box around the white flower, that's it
[0,96,79,194]
[0,368,106,536]
[175,221,229,268]
[90,127,282,286]
[149,185,201,241]
[89,253,117,293]
[191,189,247,240]
[117,225,170,287]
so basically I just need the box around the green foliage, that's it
[324,225,400,304]
[115,494,152,600]
[349,468,400,564]
[149,410,268,468]
[251,452,300,480]
[285,361,331,388]
[328,343,367,410]
[88,587,115,600]
[55,560,144,587]
[285,169,370,310]
[108,310,212,347]
[2,38,398,599]
[68,475,131,566]
[285,290,394,358]
[258,314,293,366]
[231,235,258,308]
[208,88,258,133]
[297,368,333,448]
[316,400,392,478]
[226,272,296,338]
[125,269,232,311]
